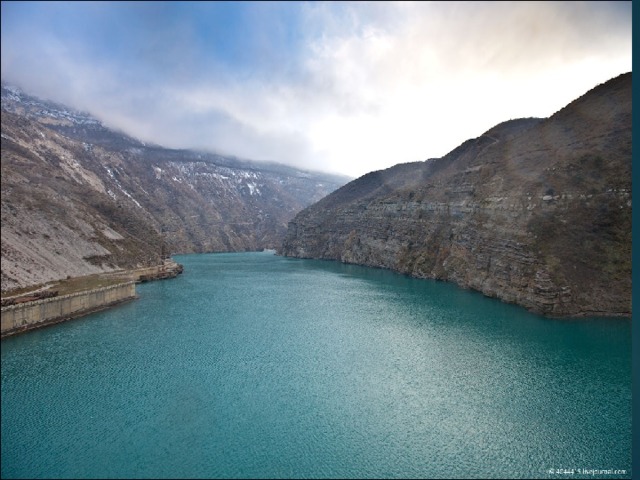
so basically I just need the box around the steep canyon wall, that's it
[280,73,632,317]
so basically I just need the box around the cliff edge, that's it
[280,73,632,317]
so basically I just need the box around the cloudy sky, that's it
[1,1,632,178]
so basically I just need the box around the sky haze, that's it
[1,1,632,177]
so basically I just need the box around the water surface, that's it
[1,252,631,478]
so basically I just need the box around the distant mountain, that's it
[1,83,350,292]
[280,73,632,317]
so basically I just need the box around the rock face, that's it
[280,73,632,317]
[1,84,349,292]
[136,260,184,283]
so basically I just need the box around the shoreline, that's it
[1,292,138,339]
[1,260,183,338]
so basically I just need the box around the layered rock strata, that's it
[280,73,632,317]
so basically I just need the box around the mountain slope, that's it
[1,84,350,292]
[280,73,632,317]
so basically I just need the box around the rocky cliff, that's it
[280,73,632,317]
[1,84,349,292]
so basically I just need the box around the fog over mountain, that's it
[1,83,349,292]
[1,1,631,177]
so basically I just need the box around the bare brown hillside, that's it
[280,73,632,317]
[1,85,349,293]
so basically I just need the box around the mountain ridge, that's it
[279,72,632,317]
[1,83,350,292]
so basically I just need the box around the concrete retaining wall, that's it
[1,282,136,337]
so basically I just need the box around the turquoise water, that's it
[1,252,631,479]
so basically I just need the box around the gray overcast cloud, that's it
[1,1,632,177]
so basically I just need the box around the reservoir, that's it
[1,252,631,478]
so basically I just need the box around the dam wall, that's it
[1,282,136,338]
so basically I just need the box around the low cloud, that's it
[1,1,632,177]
